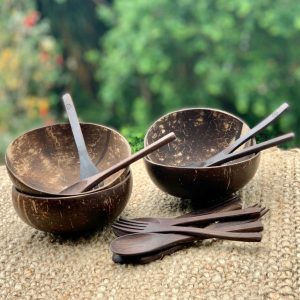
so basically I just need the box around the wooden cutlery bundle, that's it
[110,196,268,264]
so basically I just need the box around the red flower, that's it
[38,100,49,117]
[39,106,48,117]
[56,55,64,65]
[24,11,40,28]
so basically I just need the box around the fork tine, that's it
[117,218,146,227]
[260,208,269,218]
[115,220,146,228]
[248,208,267,222]
[113,222,144,231]
[118,217,147,225]
[250,207,267,221]
[112,224,142,234]
[249,203,260,208]
[115,221,145,229]
[259,206,267,213]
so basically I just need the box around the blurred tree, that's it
[37,0,110,120]
[0,0,65,159]
[90,0,300,146]
[1,0,298,162]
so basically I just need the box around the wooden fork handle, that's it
[216,220,263,233]
[179,194,241,218]
[209,132,295,167]
[203,102,289,167]
[158,225,262,242]
[169,207,261,226]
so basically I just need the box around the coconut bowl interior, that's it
[6,123,131,196]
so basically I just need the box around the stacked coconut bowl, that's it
[5,123,133,234]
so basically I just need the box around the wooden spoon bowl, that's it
[144,108,260,200]
[5,123,131,196]
[11,171,133,234]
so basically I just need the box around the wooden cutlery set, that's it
[110,196,269,264]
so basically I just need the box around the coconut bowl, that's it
[5,123,131,196]
[11,171,133,234]
[144,108,260,200]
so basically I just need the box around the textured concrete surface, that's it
[0,148,300,299]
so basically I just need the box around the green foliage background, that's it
[1,0,300,162]
[92,0,300,148]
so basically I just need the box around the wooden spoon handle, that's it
[203,102,289,167]
[209,132,295,167]
[216,220,263,232]
[84,132,176,191]
[157,225,262,242]
[169,207,261,226]
[62,93,100,181]
[62,93,89,156]
[178,194,241,218]
[60,132,176,194]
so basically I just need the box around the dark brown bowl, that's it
[144,108,260,200]
[5,123,131,196]
[11,171,132,234]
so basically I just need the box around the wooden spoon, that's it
[112,198,242,263]
[113,195,242,237]
[116,206,263,227]
[178,194,241,217]
[199,102,289,167]
[111,220,263,256]
[112,209,267,263]
[112,220,262,264]
[208,132,294,166]
[59,132,176,195]
[62,93,100,180]
[111,224,262,257]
